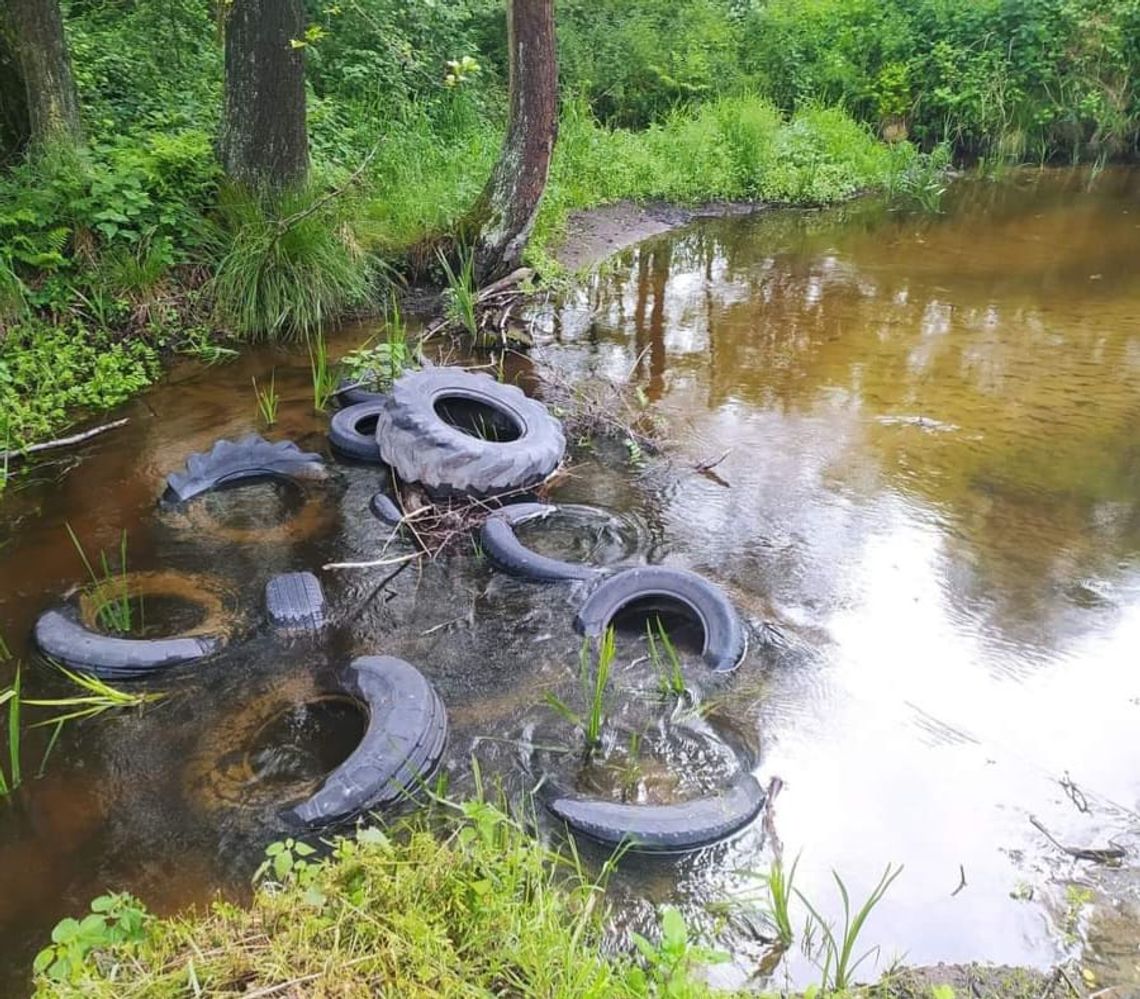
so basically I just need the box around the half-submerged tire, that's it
[540,773,765,853]
[575,566,747,673]
[287,656,447,828]
[33,571,238,679]
[369,491,403,527]
[329,401,385,463]
[375,367,565,498]
[333,373,385,408]
[265,572,326,632]
[481,503,604,583]
[164,435,326,503]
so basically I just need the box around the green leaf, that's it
[660,906,687,948]
[273,851,293,881]
[293,841,316,857]
[51,918,80,944]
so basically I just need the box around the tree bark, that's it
[0,24,30,158]
[467,0,558,281]
[220,0,309,192]
[3,0,82,148]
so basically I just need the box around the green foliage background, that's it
[1,0,1137,455]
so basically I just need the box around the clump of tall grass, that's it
[307,330,336,411]
[647,617,686,697]
[251,370,279,426]
[208,183,377,340]
[437,245,478,338]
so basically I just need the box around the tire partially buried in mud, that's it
[539,772,766,853]
[33,571,240,679]
[575,566,747,673]
[374,367,565,498]
[185,657,447,829]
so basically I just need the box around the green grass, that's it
[437,244,479,338]
[64,524,133,634]
[306,329,336,412]
[647,616,686,697]
[0,662,21,798]
[208,183,377,341]
[251,369,279,426]
[545,627,617,757]
[31,798,728,997]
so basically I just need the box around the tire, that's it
[164,435,326,504]
[265,572,326,632]
[540,773,765,853]
[329,401,385,463]
[34,571,239,679]
[333,373,386,408]
[374,367,565,498]
[287,656,448,828]
[481,503,604,582]
[369,492,403,527]
[575,567,747,673]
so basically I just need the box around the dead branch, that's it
[1,418,129,463]
[1029,815,1126,864]
[951,864,967,896]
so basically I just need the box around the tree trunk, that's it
[467,0,557,281]
[4,0,82,148]
[0,24,30,158]
[220,0,309,192]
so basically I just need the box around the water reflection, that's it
[541,167,1140,983]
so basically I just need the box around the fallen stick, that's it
[1,418,129,463]
[1029,815,1126,864]
[322,552,420,571]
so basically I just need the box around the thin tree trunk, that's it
[4,0,82,147]
[220,0,309,192]
[467,0,557,281]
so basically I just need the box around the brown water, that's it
[2,167,1139,993]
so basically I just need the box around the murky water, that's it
[2,167,1139,994]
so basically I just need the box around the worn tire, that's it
[481,503,604,583]
[34,571,238,679]
[540,772,765,853]
[287,656,448,828]
[575,566,747,673]
[329,401,385,463]
[265,572,326,632]
[163,435,326,503]
[375,367,565,498]
[369,492,404,527]
[333,373,386,408]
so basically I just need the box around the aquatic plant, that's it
[437,244,478,340]
[647,617,686,698]
[766,854,799,948]
[0,662,21,798]
[251,370,279,427]
[307,330,336,412]
[338,299,415,391]
[544,627,617,758]
[797,863,904,991]
[64,524,133,634]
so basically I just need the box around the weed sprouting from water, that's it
[307,330,336,412]
[0,662,21,798]
[767,854,799,948]
[647,617,686,698]
[437,245,478,339]
[65,524,133,634]
[797,863,903,991]
[544,627,616,759]
[251,370,279,426]
[339,298,416,392]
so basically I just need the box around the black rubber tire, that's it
[265,572,326,631]
[287,656,448,828]
[481,503,604,583]
[540,772,765,853]
[575,566,747,673]
[369,492,403,527]
[34,608,222,679]
[329,401,385,463]
[163,435,326,503]
[374,367,565,498]
[333,373,385,408]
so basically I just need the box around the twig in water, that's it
[0,418,129,463]
[951,864,967,896]
[694,449,731,473]
[1028,815,1126,864]
[762,775,785,862]
[322,553,420,571]
[1059,771,1090,814]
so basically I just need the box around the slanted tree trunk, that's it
[220,0,309,191]
[466,0,557,281]
[4,0,82,148]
